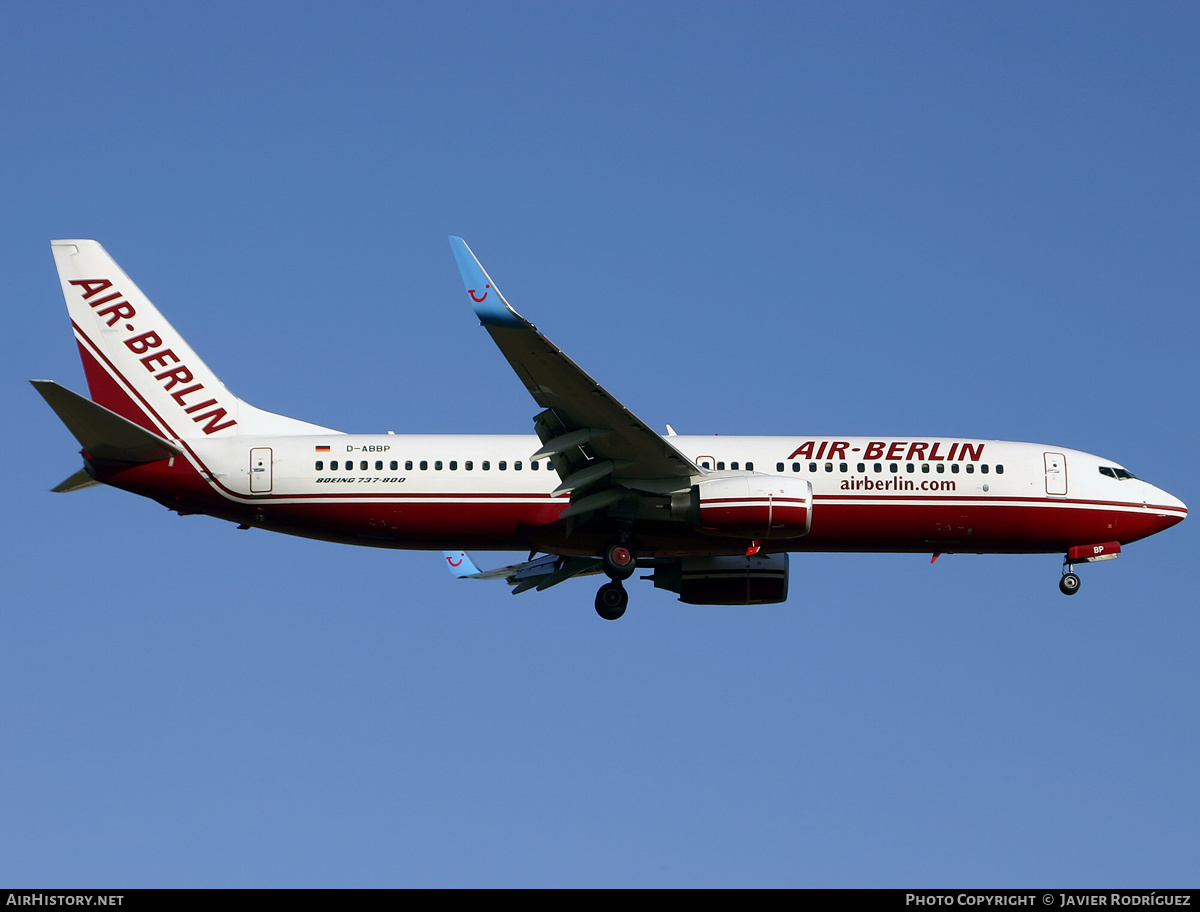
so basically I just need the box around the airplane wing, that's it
[449,238,700,517]
[443,550,604,594]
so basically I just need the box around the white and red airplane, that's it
[35,239,1186,619]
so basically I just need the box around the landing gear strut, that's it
[1060,559,1081,596]
[595,581,628,620]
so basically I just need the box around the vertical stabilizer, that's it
[52,240,338,439]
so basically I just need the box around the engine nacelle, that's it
[673,474,812,539]
[651,554,790,605]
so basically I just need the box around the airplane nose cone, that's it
[1149,486,1187,531]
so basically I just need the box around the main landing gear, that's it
[594,538,637,620]
[595,581,629,620]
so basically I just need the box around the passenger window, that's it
[981,464,989,474]
[345,461,353,471]
[717,461,725,470]
[966,464,974,474]
[435,460,443,470]
[730,462,739,470]
[315,460,323,470]
[700,459,711,469]
[420,461,428,471]
[810,462,817,472]
[745,462,753,471]
[793,462,801,472]
[530,460,538,471]
[405,460,413,471]
[450,461,457,470]
[857,463,865,473]
[777,462,785,472]
[499,461,507,471]
[951,463,960,474]
[482,461,490,471]
[921,463,930,473]
[996,465,1004,474]
[906,463,914,473]
[375,460,383,471]
[936,463,944,473]
[360,461,368,471]
[874,463,882,473]
[890,463,898,473]
[840,463,847,472]
[825,463,833,472]
[466,461,473,471]
[390,461,398,470]
[514,461,522,471]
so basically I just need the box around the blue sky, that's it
[2,1,1197,887]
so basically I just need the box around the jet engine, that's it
[651,554,790,605]
[671,474,812,539]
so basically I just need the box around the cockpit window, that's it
[1100,466,1137,480]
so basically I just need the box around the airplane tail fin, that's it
[50,240,338,441]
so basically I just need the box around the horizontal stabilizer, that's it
[51,467,100,493]
[32,379,183,463]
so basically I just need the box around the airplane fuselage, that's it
[93,432,1186,557]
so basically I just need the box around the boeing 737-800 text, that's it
[34,239,1186,619]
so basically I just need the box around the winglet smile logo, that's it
[469,284,490,303]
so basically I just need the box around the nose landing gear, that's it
[1059,556,1081,596]
[1059,570,1081,595]
[1058,542,1121,595]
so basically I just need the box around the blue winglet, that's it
[448,237,526,328]
[443,550,483,578]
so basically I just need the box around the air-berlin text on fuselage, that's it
[70,278,236,435]
[787,440,985,462]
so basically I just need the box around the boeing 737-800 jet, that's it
[34,239,1186,619]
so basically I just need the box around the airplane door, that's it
[250,447,273,493]
[1044,452,1067,496]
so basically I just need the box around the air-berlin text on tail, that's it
[70,279,236,435]
[787,440,985,461]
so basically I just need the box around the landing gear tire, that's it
[1059,572,1081,596]
[595,582,628,620]
[602,541,637,581]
